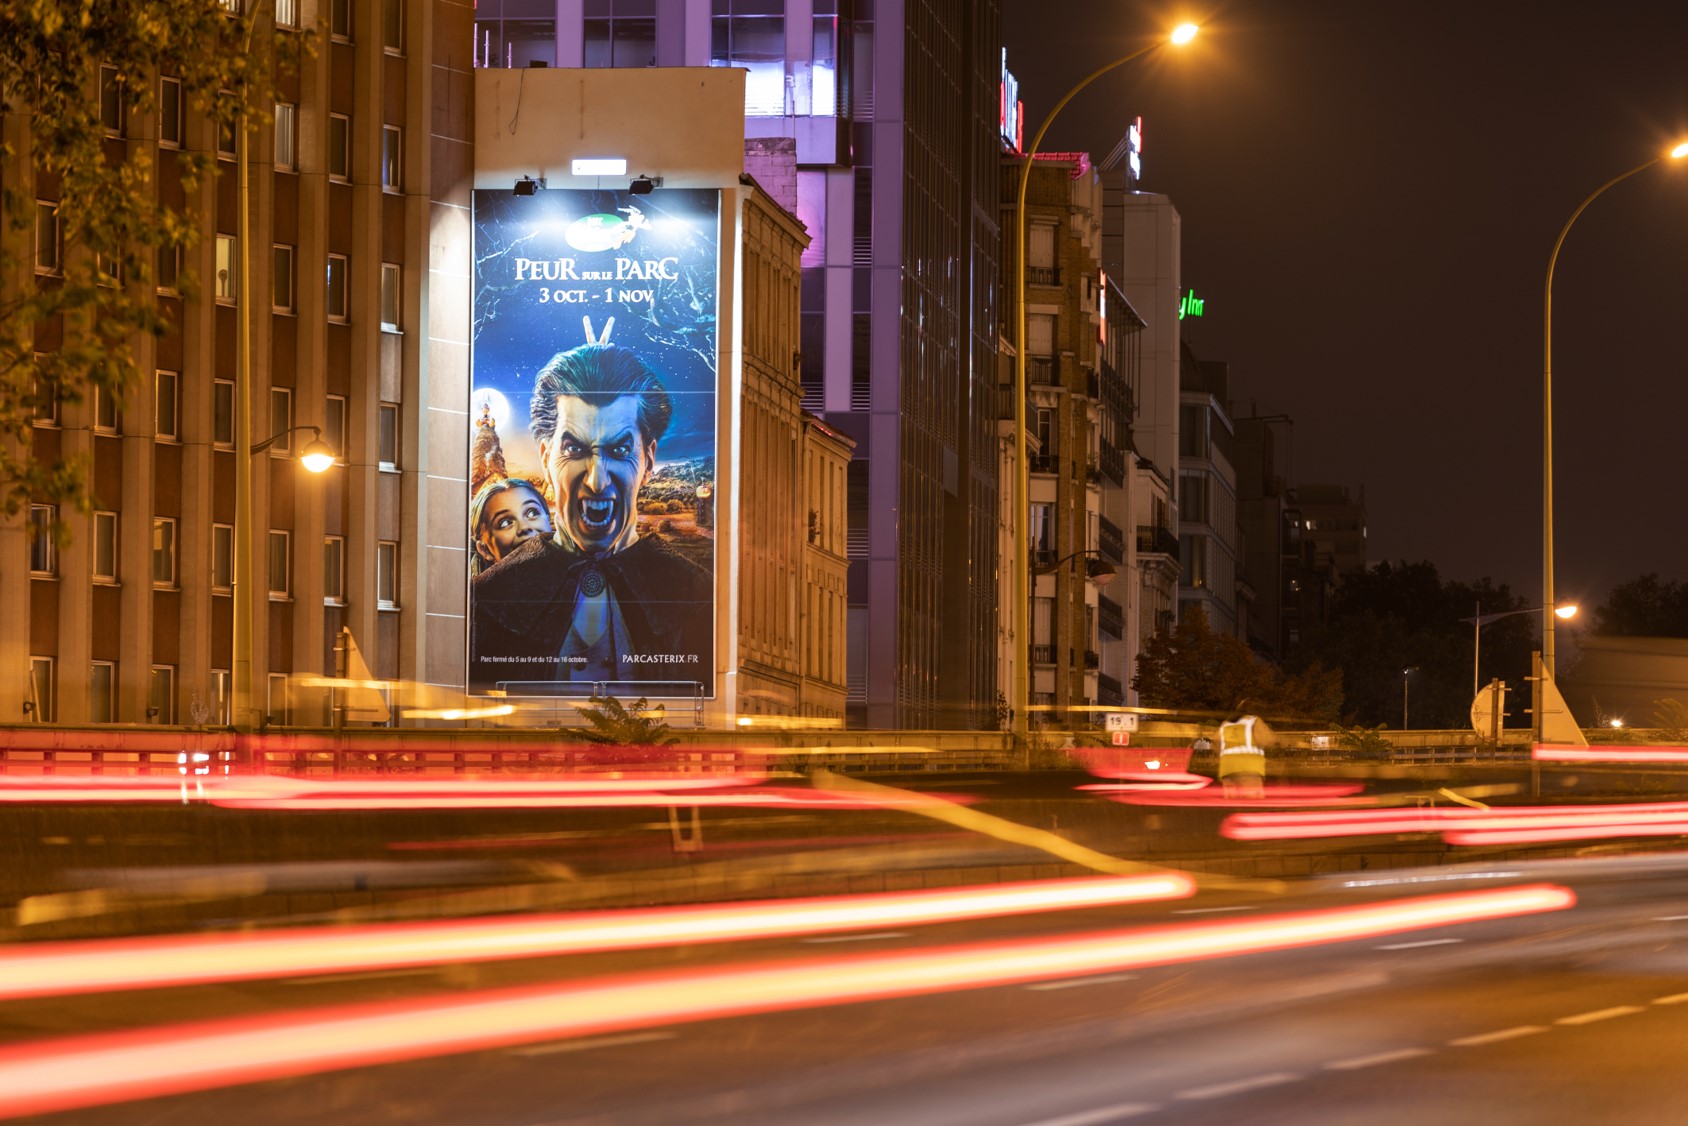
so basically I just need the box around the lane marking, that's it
[1172,906,1257,915]
[1018,1102,1159,1126]
[1449,1026,1548,1046]
[799,931,908,944]
[1325,1047,1433,1070]
[1652,992,1688,1005]
[1556,1006,1645,1026]
[1375,938,1463,951]
[1175,1073,1300,1100]
[1025,973,1138,992]
[508,1031,675,1058]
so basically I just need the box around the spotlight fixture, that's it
[629,175,663,195]
[513,176,544,197]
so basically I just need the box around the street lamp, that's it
[233,426,334,735]
[1012,22,1199,747]
[1031,548,1119,587]
[1461,602,1577,698]
[1401,666,1416,730]
[1542,141,1688,679]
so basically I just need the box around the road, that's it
[11,842,1688,1125]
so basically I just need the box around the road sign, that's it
[1110,731,1132,747]
[1104,713,1139,733]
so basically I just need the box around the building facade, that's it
[526,0,1005,729]
[3,7,847,730]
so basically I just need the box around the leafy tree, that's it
[1,1,290,516]
[1591,574,1688,638]
[1133,604,1342,721]
[1290,561,1534,729]
[572,694,679,746]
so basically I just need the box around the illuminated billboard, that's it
[467,188,719,698]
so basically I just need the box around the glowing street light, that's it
[1542,142,1688,679]
[1462,602,1577,698]
[1012,23,1199,748]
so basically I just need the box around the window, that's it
[152,517,177,586]
[149,666,175,724]
[93,511,119,582]
[99,65,124,136]
[28,658,54,723]
[268,530,291,597]
[155,370,179,440]
[274,103,297,171]
[1180,534,1210,589]
[1028,223,1057,285]
[323,535,345,603]
[35,201,60,274]
[325,395,346,462]
[328,114,351,181]
[585,6,656,69]
[274,0,298,29]
[270,388,293,453]
[380,263,401,330]
[216,91,238,157]
[211,669,231,725]
[157,243,181,293]
[95,384,120,432]
[1180,471,1208,524]
[212,524,234,591]
[1029,502,1053,557]
[377,541,399,609]
[97,252,121,287]
[90,662,116,724]
[215,234,237,302]
[29,505,56,575]
[331,0,351,40]
[326,254,348,320]
[267,673,290,725]
[1028,312,1055,357]
[381,125,402,192]
[213,379,235,447]
[383,0,404,52]
[378,402,399,470]
[1179,402,1209,458]
[218,0,243,13]
[159,77,183,147]
[32,371,60,426]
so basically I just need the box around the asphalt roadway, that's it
[7,766,1688,1124]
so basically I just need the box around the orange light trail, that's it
[1534,744,1688,763]
[0,883,1574,1119]
[1226,801,1688,842]
[0,874,1195,1001]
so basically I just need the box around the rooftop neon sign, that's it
[1178,288,1205,320]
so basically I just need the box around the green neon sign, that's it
[1178,288,1205,320]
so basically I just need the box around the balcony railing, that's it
[1029,453,1058,474]
[1031,644,1055,664]
[1027,355,1057,385]
[1098,673,1123,706]
[1098,594,1123,638]
[1028,265,1061,287]
[1098,516,1125,564]
[1083,649,1100,670]
[1137,525,1179,557]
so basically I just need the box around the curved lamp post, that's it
[1462,602,1577,698]
[1542,142,1688,678]
[1012,22,1198,747]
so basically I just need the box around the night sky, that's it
[1003,0,1688,610]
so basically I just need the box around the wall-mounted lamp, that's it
[629,175,663,195]
[514,176,544,197]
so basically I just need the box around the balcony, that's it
[1029,453,1058,475]
[1083,649,1100,670]
[1098,594,1123,639]
[1098,516,1124,564]
[1098,673,1123,706]
[1028,355,1057,386]
[1031,644,1055,665]
[1137,525,1179,557]
[1028,265,1062,287]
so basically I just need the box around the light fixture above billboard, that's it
[571,157,628,176]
